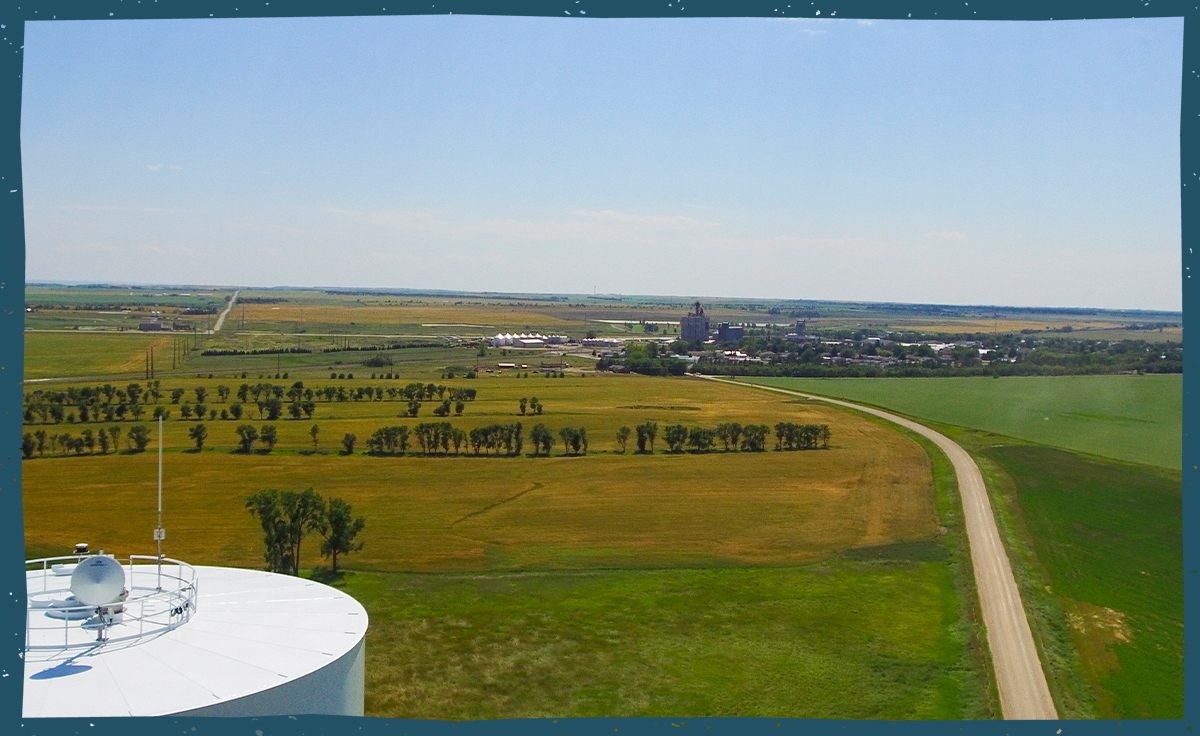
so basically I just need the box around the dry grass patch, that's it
[23,378,936,573]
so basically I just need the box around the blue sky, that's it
[20,15,1183,311]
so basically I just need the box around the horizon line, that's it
[23,280,1183,318]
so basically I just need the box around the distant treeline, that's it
[696,360,1182,379]
[201,347,313,356]
[22,380,479,426]
[238,297,290,304]
[321,342,443,355]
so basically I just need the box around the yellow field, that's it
[22,376,937,572]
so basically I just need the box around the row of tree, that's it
[21,425,149,457]
[244,488,366,575]
[23,381,482,426]
[618,420,822,453]
[22,420,830,459]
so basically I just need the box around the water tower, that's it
[23,419,368,717]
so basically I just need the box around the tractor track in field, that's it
[701,375,1058,721]
[451,482,544,526]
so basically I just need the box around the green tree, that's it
[635,421,658,452]
[245,488,327,576]
[663,424,688,453]
[615,426,630,453]
[319,497,366,573]
[188,423,208,450]
[235,424,258,453]
[128,424,151,452]
[310,424,320,449]
[530,423,554,456]
[21,433,34,459]
[342,432,357,454]
[260,424,278,451]
[519,397,528,415]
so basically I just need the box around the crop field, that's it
[745,375,1182,470]
[978,445,1183,719]
[23,332,179,380]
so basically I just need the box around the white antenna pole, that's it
[156,415,164,590]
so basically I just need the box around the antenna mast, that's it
[155,416,166,589]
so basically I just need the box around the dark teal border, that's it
[1,1,1191,734]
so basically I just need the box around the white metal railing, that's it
[25,555,199,650]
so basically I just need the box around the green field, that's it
[745,375,1181,469]
[23,332,179,380]
[976,444,1183,719]
[344,560,987,719]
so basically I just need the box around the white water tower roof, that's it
[24,564,368,718]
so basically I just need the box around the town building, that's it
[717,323,744,342]
[785,320,811,342]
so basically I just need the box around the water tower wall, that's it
[181,634,365,717]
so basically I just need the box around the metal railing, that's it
[25,555,199,650]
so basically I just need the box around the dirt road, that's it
[703,376,1058,720]
[209,290,240,334]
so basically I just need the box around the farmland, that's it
[23,332,179,380]
[20,285,1183,719]
[736,376,1183,719]
[745,375,1182,469]
[20,358,993,717]
[22,376,939,571]
[979,445,1183,719]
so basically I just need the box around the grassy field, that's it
[21,368,998,718]
[977,444,1183,719]
[23,332,180,380]
[745,375,1181,470]
[726,377,1183,718]
[341,560,987,719]
[22,376,937,572]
